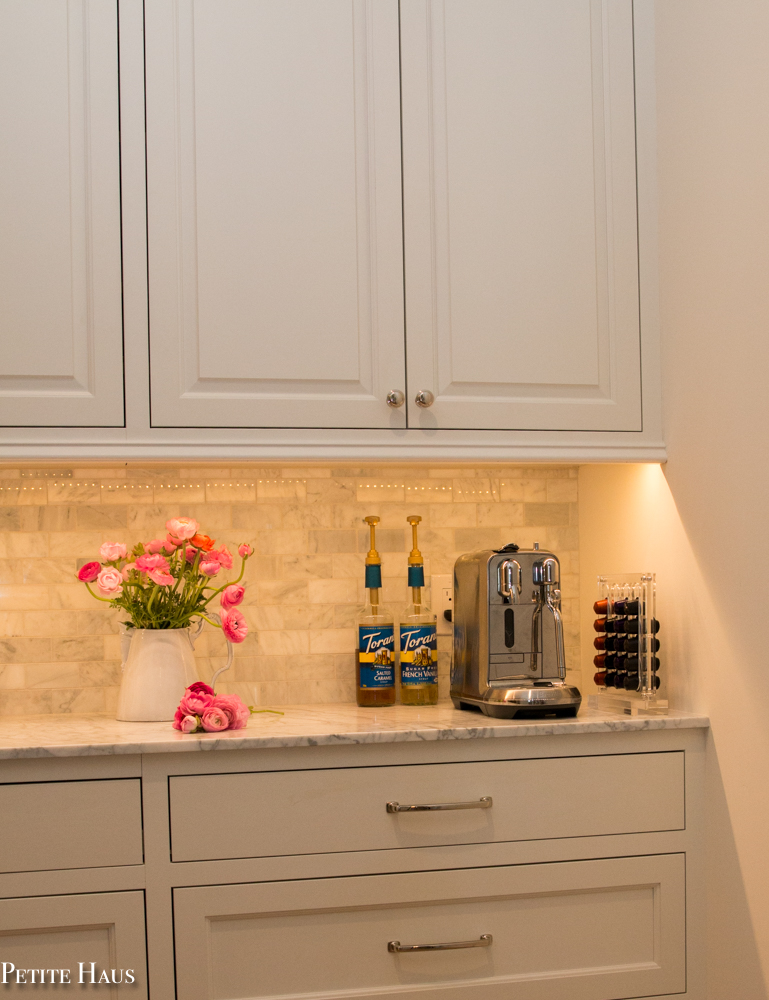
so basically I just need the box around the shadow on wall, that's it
[705,730,767,999]
[578,464,768,999]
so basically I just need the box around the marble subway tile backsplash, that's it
[0,464,580,716]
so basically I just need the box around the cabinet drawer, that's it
[0,778,143,872]
[0,890,147,996]
[169,751,683,861]
[174,853,686,1000]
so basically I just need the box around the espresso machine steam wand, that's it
[497,558,522,603]
[533,557,566,681]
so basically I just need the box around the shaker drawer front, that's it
[0,891,147,997]
[0,779,143,873]
[174,853,686,1000]
[169,751,684,861]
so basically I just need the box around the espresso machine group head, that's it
[451,544,582,718]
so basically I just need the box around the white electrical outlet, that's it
[431,574,453,635]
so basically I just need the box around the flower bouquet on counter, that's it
[172,681,284,735]
[76,516,253,641]
[173,681,249,733]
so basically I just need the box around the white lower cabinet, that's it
[0,891,147,996]
[0,728,705,999]
[174,854,685,1000]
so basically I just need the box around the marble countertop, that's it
[0,704,709,759]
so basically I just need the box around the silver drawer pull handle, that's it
[389,934,492,953]
[386,796,492,813]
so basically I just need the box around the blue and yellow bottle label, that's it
[399,625,438,686]
[358,626,395,688]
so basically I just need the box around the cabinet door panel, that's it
[401,0,641,431]
[146,0,405,429]
[0,0,124,427]
[174,855,685,1000]
[0,891,147,996]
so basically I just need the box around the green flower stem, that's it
[207,556,248,598]
[85,582,113,603]
[178,549,203,610]
[145,584,163,628]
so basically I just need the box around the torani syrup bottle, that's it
[356,516,396,707]
[399,515,438,706]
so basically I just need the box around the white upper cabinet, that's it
[145,0,406,429]
[0,0,662,457]
[400,0,642,431]
[0,0,124,427]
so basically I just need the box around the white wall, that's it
[579,466,768,997]
[579,1,769,994]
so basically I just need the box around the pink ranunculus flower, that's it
[216,546,233,570]
[220,584,245,611]
[77,561,101,583]
[165,533,183,548]
[146,539,166,554]
[200,560,220,577]
[121,562,136,580]
[200,706,229,732]
[166,517,199,541]
[187,681,214,697]
[238,543,254,558]
[149,568,174,586]
[172,708,199,733]
[214,693,250,730]
[96,567,123,597]
[221,608,248,643]
[135,553,170,573]
[185,545,197,564]
[179,687,215,716]
[99,542,127,563]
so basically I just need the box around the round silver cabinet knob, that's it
[415,390,435,408]
[386,390,405,408]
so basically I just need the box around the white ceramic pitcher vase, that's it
[116,623,201,722]
[116,619,234,722]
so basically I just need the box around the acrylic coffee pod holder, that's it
[588,572,667,717]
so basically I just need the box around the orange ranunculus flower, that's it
[191,533,215,551]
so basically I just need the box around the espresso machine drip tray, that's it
[450,545,582,718]
[453,683,581,719]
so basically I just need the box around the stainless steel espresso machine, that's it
[451,544,582,718]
